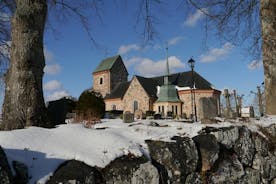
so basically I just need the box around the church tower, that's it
[93,55,128,97]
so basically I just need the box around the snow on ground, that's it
[0,117,275,183]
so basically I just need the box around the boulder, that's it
[204,126,240,149]
[208,153,244,183]
[234,126,255,166]
[46,160,103,184]
[102,154,159,184]
[236,168,261,184]
[185,173,203,184]
[193,134,219,172]
[0,146,13,184]
[146,136,198,184]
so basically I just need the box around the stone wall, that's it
[93,71,111,97]
[105,98,124,111]
[122,77,150,113]
[42,124,276,184]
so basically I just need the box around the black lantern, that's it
[188,58,195,71]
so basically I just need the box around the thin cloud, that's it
[248,60,263,70]
[44,47,54,62]
[44,80,62,91]
[45,90,70,102]
[199,42,234,63]
[44,64,61,75]
[118,44,140,55]
[130,56,186,77]
[43,47,61,75]
[183,9,207,27]
[168,36,184,46]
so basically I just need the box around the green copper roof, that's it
[156,84,181,102]
[94,55,121,73]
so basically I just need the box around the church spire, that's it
[164,43,170,85]
[166,44,169,76]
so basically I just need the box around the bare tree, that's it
[0,0,162,130]
[0,0,105,130]
[182,0,275,115]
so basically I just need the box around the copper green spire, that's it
[164,44,170,85]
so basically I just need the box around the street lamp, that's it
[188,58,197,122]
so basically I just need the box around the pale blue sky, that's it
[42,1,264,105]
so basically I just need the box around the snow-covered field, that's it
[0,117,275,183]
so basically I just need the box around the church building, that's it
[92,55,221,120]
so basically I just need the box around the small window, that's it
[172,105,174,114]
[175,105,178,115]
[158,106,161,113]
[134,101,138,112]
[99,77,103,85]
[112,105,116,110]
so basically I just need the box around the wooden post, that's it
[257,86,264,117]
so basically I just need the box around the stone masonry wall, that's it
[93,71,110,97]
[105,99,124,111]
[122,77,150,113]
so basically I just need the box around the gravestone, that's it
[134,109,144,119]
[123,111,134,123]
[199,97,217,123]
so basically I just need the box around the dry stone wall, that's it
[1,124,275,184]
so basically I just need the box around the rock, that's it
[253,152,276,182]
[234,126,255,166]
[193,134,219,172]
[131,162,159,184]
[210,126,240,149]
[209,153,244,183]
[146,136,198,184]
[185,173,203,184]
[253,133,269,157]
[46,160,103,184]
[236,168,261,184]
[0,146,13,184]
[12,161,28,184]
[102,155,158,184]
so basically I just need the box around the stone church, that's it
[93,55,221,120]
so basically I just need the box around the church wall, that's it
[122,77,150,113]
[93,70,111,97]
[179,89,221,119]
[105,98,124,111]
[153,102,182,117]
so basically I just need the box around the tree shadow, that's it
[4,148,66,183]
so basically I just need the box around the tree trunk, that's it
[1,0,49,130]
[260,0,276,115]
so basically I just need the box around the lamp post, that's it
[188,58,197,122]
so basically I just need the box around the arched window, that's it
[133,101,138,112]
[112,105,116,110]
[99,77,103,85]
